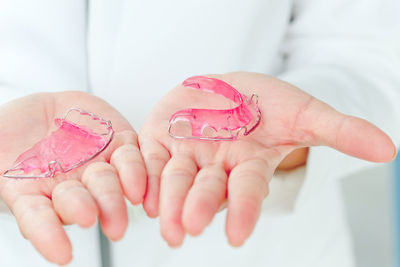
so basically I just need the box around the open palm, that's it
[0,91,146,265]
[139,72,395,247]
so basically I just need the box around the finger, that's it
[159,155,197,247]
[52,179,98,228]
[226,159,271,247]
[139,138,170,217]
[110,131,146,205]
[82,162,128,241]
[11,194,72,265]
[305,100,396,162]
[182,164,227,236]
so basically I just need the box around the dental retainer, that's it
[3,108,114,179]
[169,76,261,141]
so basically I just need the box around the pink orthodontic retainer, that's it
[3,108,114,179]
[168,76,261,141]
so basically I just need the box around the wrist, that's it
[277,148,309,170]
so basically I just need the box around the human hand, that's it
[139,72,395,247]
[0,91,146,264]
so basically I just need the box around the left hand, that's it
[139,72,395,247]
[0,91,146,264]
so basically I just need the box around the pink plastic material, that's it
[3,108,113,179]
[169,76,261,141]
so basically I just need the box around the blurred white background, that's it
[342,164,397,267]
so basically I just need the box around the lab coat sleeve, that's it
[0,0,88,212]
[277,0,400,210]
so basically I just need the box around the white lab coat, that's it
[0,0,400,266]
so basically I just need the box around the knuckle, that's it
[111,144,140,164]
[195,174,226,191]
[190,193,219,215]
[96,190,123,204]
[144,151,168,164]
[118,130,138,144]
[196,184,224,201]
[163,166,195,180]
[230,171,269,197]
[251,175,269,196]
[84,162,115,174]
[52,180,82,198]
[231,168,261,180]
[233,194,262,212]
[13,195,50,227]
[82,163,116,185]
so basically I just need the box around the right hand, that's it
[0,91,147,265]
[139,72,395,247]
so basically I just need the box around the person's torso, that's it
[0,1,355,266]
[86,2,354,267]
[87,0,292,129]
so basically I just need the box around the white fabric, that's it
[115,179,355,267]
[0,0,399,266]
[0,210,101,267]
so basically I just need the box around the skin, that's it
[277,147,309,170]
[0,91,147,265]
[139,72,396,247]
[0,72,395,264]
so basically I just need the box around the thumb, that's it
[304,100,396,163]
